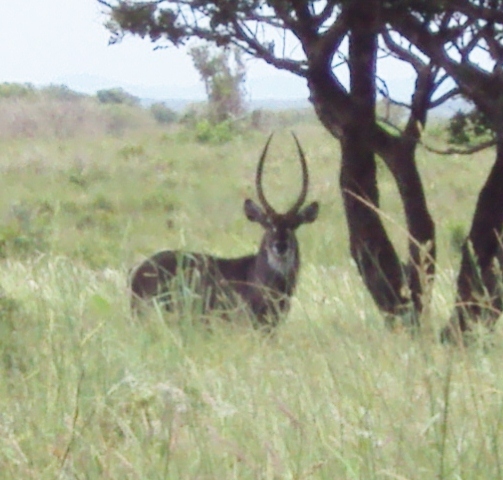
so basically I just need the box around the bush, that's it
[448,108,492,145]
[96,87,140,107]
[194,119,234,144]
[40,84,84,102]
[0,83,83,102]
[0,82,36,99]
[150,102,178,124]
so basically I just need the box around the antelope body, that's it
[129,133,319,327]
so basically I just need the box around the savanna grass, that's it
[0,119,503,478]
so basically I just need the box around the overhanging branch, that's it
[422,138,496,155]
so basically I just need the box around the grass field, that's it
[1,117,503,479]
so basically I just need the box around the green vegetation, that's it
[1,92,503,478]
[189,44,246,124]
[97,87,140,107]
[149,102,178,125]
[447,109,493,146]
[194,118,235,144]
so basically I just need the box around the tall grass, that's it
[0,108,503,478]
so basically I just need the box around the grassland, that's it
[1,112,503,479]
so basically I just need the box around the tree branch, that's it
[382,28,425,73]
[422,138,496,155]
[387,10,499,116]
[448,0,503,25]
[313,1,339,29]
[304,8,348,70]
[429,87,460,109]
[233,20,308,76]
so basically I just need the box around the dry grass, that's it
[0,96,158,140]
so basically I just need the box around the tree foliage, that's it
[149,101,178,124]
[448,108,493,145]
[189,44,246,124]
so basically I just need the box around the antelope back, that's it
[130,250,241,313]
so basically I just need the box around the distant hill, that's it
[142,97,311,112]
[153,97,470,116]
[49,72,472,117]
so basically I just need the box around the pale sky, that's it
[0,0,414,101]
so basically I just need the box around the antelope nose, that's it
[273,240,288,255]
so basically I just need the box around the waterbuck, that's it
[129,133,319,328]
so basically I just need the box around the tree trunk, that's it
[378,69,437,320]
[339,128,412,321]
[306,1,435,328]
[383,138,435,318]
[340,0,414,325]
[442,140,503,342]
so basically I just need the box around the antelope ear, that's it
[244,199,266,224]
[298,201,319,225]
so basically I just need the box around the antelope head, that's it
[244,133,319,274]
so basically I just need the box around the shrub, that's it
[194,119,234,144]
[150,102,178,124]
[448,108,492,145]
[96,87,140,107]
[40,84,84,102]
[0,82,36,99]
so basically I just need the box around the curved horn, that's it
[256,133,275,215]
[287,132,309,214]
